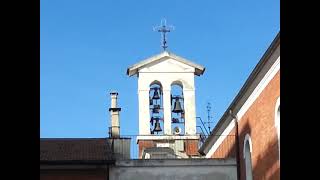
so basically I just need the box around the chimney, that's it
[109,91,121,138]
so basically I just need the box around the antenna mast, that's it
[206,102,213,132]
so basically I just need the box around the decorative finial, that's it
[153,18,174,51]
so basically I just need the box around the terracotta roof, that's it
[40,138,114,163]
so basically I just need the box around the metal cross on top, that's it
[153,18,174,51]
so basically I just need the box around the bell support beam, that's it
[163,89,172,135]
[183,89,196,135]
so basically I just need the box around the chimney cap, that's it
[110,91,118,95]
[109,107,121,112]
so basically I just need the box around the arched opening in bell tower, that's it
[171,81,185,135]
[149,81,164,135]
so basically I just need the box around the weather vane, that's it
[153,18,174,51]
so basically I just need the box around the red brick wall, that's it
[185,140,199,156]
[138,140,154,158]
[211,71,280,180]
[212,129,236,158]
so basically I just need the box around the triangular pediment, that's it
[126,51,205,76]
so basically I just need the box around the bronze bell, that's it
[152,88,160,100]
[153,119,162,132]
[172,99,183,113]
[172,118,179,123]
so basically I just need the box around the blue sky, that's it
[40,0,279,138]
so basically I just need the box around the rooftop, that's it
[40,138,115,164]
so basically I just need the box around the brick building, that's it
[199,32,280,180]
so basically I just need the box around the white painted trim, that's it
[275,97,280,161]
[136,135,200,144]
[127,51,205,76]
[237,56,280,120]
[243,134,252,159]
[205,57,280,158]
[205,120,235,158]
[244,133,253,180]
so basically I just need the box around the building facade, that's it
[199,32,280,180]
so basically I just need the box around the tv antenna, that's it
[153,18,175,51]
[206,102,213,132]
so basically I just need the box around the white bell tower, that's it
[127,51,205,158]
